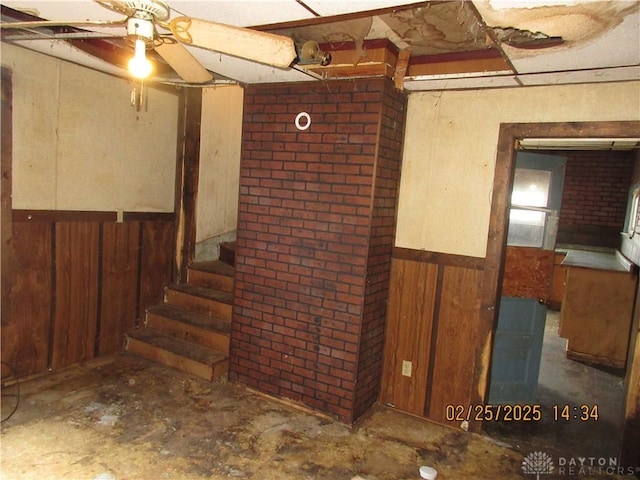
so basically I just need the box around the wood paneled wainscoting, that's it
[1,210,174,378]
[380,246,485,428]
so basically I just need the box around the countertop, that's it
[561,249,635,272]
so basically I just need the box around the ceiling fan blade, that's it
[155,40,213,83]
[169,17,296,69]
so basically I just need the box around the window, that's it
[626,186,640,238]
[507,168,552,248]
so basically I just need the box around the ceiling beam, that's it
[302,38,398,80]
[408,49,512,77]
[301,39,513,86]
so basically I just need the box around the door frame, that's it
[478,121,640,464]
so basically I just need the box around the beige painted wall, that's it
[2,44,179,212]
[397,81,640,258]
[196,85,243,244]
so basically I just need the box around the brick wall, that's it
[558,151,633,248]
[632,149,640,186]
[353,87,406,420]
[229,78,406,423]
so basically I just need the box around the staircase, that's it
[124,242,236,381]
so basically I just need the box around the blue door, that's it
[489,297,547,403]
[488,152,566,405]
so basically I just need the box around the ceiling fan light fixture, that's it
[128,37,153,79]
[114,0,170,22]
[126,16,154,79]
[126,15,154,42]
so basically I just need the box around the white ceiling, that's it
[1,0,639,90]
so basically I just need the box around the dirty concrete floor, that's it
[484,311,628,463]
[0,353,528,480]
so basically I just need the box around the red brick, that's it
[232,79,406,423]
[559,151,632,247]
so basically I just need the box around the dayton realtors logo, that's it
[522,451,554,479]
[522,451,639,478]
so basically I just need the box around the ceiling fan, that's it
[0,0,298,83]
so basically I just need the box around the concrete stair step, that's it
[165,283,233,319]
[124,328,228,381]
[146,304,230,354]
[187,261,234,293]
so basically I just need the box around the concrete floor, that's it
[1,317,636,480]
[484,311,635,477]
[1,353,526,480]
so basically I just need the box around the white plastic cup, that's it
[419,465,438,480]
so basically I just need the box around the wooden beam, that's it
[173,88,202,283]
[11,210,173,223]
[394,49,411,90]
[407,49,511,77]
[1,66,14,378]
[303,42,512,82]
[304,39,399,80]
[393,246,485,270]
[1,67,12,298]
[13,210,116,222]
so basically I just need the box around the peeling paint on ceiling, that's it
[473,0,640,76]
[277,2,491,56]
[1,0,638,89]
[477,0,638,44]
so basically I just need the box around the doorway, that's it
[486,146,636,460]
[479,121,640,467]
[488,151,566,406]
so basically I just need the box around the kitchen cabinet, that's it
[559,250,637,369]
[549,252,567,310]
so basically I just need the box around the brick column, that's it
[229,78,406,423]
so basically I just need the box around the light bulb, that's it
[128,38,152,79]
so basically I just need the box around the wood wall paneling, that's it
[1,222,52,377]
[139,221,175,315]
[380,258,438,415]
[98,222,141,355]
[2,213,174,376]
[381,251,485,427]
[51,222,99,369]
[426,265,483,427]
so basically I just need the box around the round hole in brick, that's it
[295,112,311,131]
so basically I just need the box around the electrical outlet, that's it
[401,360,412,377]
